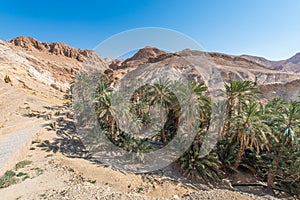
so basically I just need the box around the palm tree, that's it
[73,73,101,126]
[94,79,116,141]
[263,98,300,193]
[230,102,272,167]
[223,80,259,136]
[130,84,153,125]
[188,81,211,129]
[149,78,173,145]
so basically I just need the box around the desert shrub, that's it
[4,75,11,84]
[0,170,17,188]
[15,160,32,170]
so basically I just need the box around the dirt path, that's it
[0,122,42,174]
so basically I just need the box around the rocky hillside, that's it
[242,53,300,72]
[10,36,90,62]
[105,47,300,101]
[1,36,106,92]
[0,36,108,135]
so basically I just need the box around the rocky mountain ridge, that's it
[108,47,300,101]
[242,53,300,72]
[8,36,91,62]
[2,36,300,101]
[1,36,106,93]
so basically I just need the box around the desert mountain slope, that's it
[2,36,107,90]
[2,36,300,103]
[242,53,300,72]
[0,36,107,141]
[4,36,300,94]
[0,36,110,180]
[108,48,300,101]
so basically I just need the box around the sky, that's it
[0,0,300,60]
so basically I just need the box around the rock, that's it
[9,36,93,62]
[50,83,60,90]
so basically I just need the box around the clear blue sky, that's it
[0,0,299,60]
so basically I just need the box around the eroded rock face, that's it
[260,79,300,101]
[9,36,91,62]
[1,37,108,92]
[10,36,49,50]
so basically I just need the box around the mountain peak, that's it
[10,36,48,51]
[288,52,300,64]
[293,52,300,56]
[109,46,166,70]
[129,46,166,61]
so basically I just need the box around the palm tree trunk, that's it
[267,172,275,195]
[235,146,244,168]
[161,127,167,145]
[161,109,167,145]
[234,131,244,168]
[223,100,232,136]
[159,96,167,146]
[267,151,280,195]
[110,115,115,141]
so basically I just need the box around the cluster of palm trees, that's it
[94,78,186,146]
[213,80,299,196]
[74,74,299,197]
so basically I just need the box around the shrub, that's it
[15,160,32,170]
[0,170,17,188]
[4,75,12,84]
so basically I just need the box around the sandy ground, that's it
[0,128,276,200]
[0,123,193,199]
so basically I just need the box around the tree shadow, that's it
[37,104,91,158]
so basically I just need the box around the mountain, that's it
[241,53,300,72]
[1,36,300,104]
[112,49,300,101]
[2,36,106,91]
